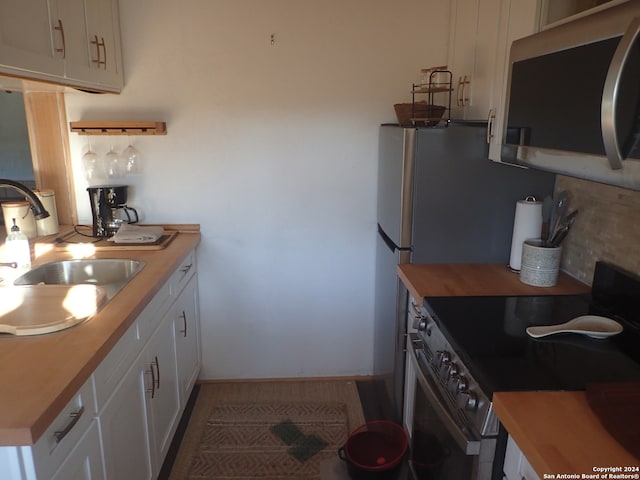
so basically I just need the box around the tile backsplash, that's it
[557,175,640,284]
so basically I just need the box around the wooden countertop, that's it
[398,263,590,302]
[494,391,640,475]
[0,226,200,446]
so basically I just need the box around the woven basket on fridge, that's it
[394,101,445,127]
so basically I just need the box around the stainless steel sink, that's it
[14,259,145,300]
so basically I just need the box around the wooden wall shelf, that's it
[69,121,167,135]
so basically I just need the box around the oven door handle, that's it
[409,339,481,455]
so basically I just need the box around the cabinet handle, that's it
[91,35,106,68]
[146,363,156,398]
[179,311,188,337]
[487,109,495,144]
[461,75,470,106]
[54,405,85,443]
[54,19,66,59]
[456,76,463,106]
[100,37,107,70]
[180,263,193,275]
[154,355,160,390]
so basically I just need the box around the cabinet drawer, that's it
[137,280,171,344]
[29,376,96,480]
[93,320,142,411]
[169,250,196,298]
[50,420,103,480]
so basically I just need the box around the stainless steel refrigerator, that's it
[374,122,556,422]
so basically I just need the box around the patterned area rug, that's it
[188,402,347,478]
[169,381,365,480]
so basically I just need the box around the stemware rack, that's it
[70,121,167,135]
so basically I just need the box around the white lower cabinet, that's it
[50,421,104,480]
[0,249,200,480]
[143,312,181,476]
[503,435,540,480]
[100,308,181,480]
[99,356,153,480]
[98,251,199,479]
[173,275,201,406]
[0,377,101,480]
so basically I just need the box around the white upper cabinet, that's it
[540,0,623,27]
[487,0,542,161]
[0,0,64,77]
[65,0,124,91]
[447,0,502,120]
[0,0,123,92]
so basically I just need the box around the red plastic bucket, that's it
[338,421,408,479]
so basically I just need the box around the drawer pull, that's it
[146,364,156,398]
[54,405,85,443]
[180,263,193,275]
[154,355,160,390]
[91,34,106,67]
[100,36,107,69]
[179,311,187,337]
[147,356,161,398]
[54,19,66,58]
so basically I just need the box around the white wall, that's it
[65,0,450,379]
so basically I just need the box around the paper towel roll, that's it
[508,197,542,271]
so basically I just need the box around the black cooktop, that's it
[422,262,640,396]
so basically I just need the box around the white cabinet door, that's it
[50,421,104,480]
[0,0,64,78]
[174,274,201,408]
[49,0,90,74]
[487,0,541,161]
[447,0,502,120]
[447,0,478,120]
[503,435,540,480]
[100,357,153,480]
[65,0,123,91]
[144,313,181,477]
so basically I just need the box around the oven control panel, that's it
[414,306,498,437]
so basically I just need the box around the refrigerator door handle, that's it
[377,224,411,254]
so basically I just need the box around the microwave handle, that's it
[602,16,640,170]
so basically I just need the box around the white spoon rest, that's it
[526,315,623,339]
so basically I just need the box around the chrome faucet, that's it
[0,179,50,219]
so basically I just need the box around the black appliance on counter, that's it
[374,122,556,423]
[87,185,138,237]
[406,261,640,479]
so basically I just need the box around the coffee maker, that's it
[87,185,138,237]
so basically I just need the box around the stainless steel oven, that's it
[403,261,640,480]
[405,329,498,480]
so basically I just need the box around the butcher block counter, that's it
[494,391,639,475]
[398,264,637,476]
[398,263,591,301]
[0,225,200,446]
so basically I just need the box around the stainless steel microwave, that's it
[502,0,640,190]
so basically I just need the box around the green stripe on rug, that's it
[270,419,329,462]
